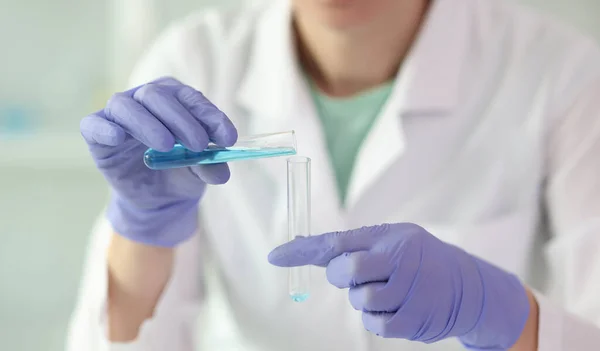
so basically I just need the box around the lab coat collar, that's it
[235,0,297,121]
[236,0,345,234]
[398,0,468,113]
[344,0,470,209]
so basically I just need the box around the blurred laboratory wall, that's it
[0,0,598,351]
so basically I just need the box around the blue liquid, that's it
[290,293,309,303]
[144,144,296,170]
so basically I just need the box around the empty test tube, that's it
[287,156,311,302]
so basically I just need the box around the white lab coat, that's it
[67,0,600,350]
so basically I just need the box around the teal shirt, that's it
[309,81,394,205]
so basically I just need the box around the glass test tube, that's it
[144,131,297,170]
[287,156,311,302]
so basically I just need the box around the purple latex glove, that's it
[268,223,530,350]
[80,77,237,247]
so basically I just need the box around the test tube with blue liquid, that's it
[144,131,297,170]
[287,156,311,302]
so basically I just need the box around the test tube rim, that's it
[287,155,311,164]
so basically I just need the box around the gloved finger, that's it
[361,311,403,338]
[80,112,127,146]
[121,77,182,96]
[152,76,181,86]
[104,92,175,151]
[363,303,426,340]
[190,163,231,185]
[349,281,403,312]
[133,83,210,152]
[268,224,393,268]
[176,85,238,147]
[326,251,392,288]
[348,248,422,312]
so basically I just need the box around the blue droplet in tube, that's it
[290,293,310,303]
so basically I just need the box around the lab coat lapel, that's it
[345,0,469,212]
[235,0,344,237]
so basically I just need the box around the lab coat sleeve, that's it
[65,215,204,351]
[539,69,600,349]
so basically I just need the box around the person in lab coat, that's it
[69,0,600,350]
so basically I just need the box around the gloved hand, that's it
[268,223,531,350]
[80,77,238,247]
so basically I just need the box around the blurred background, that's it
[0,0,598,350]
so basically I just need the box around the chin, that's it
[294,0,390,31]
